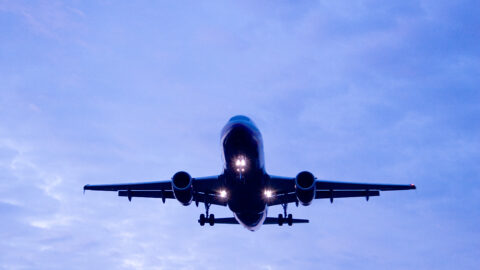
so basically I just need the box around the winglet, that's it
[410,184,416,189]
[83,184,89,194]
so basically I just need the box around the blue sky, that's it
[1,0,479,269]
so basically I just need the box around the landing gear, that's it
[278,203,293,226]
[205,202,211,218]
[199,214,206,226]
[199,213,215,226]
[287,214,293,226]
[208,214,215,226]
[198,202,215,226]
[277,213,293,226]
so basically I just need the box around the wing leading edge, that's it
[315,180,416,191]
[268,175,415,206]
[84,181,172,191]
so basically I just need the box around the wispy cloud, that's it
[0,0,479,269]
[0,0,85,41]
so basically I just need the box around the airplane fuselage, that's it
[221,116,268,231]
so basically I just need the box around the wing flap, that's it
[315,190,380,199]
[118,190,175,199]
[267,190,381,206]
[116,190,227,206]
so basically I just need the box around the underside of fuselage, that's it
[221,115,268,231]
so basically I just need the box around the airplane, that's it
[84,115,416,231]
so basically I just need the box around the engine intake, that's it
[295,171,316,206]
[172,171,193,206]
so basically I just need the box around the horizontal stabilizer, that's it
[264,217,309,225]
[202,217,309,225]
[213,217,239,224]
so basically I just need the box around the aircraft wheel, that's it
[199,214,206,226]
[278,214,284,226]
[287,214,293,226]
[208,214,215,226]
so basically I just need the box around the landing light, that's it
[234,156,247,173]
[264,189,273,198]
[234,156,247,167]
[219,190,228,198]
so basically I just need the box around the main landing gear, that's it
[278,203,293,226]
[198,203,215,226]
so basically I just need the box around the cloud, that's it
[0,0,479,269]
[0,0,85,40]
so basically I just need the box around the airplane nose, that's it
[225,123,252,142]
[229,115,252,122]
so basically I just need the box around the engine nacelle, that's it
[295,171,316,206]
[172,171,193,206]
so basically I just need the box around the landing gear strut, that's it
[198,202,215,226]
[278,203,293,226]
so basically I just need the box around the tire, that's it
[209,214,215,226]
[287,214,293,226]
[199,214,205,226]
[278,214,284,226]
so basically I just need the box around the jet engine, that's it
[172,171,193,206]
[295,171,316,206]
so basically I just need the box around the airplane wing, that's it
[84,181,172,191]
[314,180,416,191]
[84,175,227,206]
[267,175,415,206]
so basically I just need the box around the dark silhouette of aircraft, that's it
[84,115,416,231]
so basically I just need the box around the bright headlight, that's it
[234,156,247,172]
